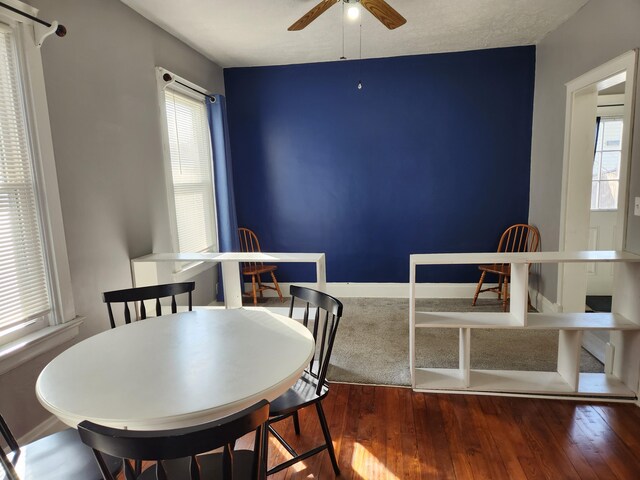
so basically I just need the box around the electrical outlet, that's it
[635,197,640,216]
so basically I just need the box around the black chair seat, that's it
[138,451,256,480]
[1,428,120,480]
[269,371,329,417]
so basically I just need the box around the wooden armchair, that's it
[238,228,284,305]
[472,224,540,311]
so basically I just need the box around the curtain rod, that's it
[0,2,66,37]
[162,73,216,103]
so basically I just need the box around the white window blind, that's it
[0,25,51,332]
[164,87,216,253]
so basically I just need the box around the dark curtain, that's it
[208,95,239,301]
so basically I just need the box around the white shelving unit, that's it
[409,250,640,398]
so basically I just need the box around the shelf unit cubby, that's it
[409,250,640,398]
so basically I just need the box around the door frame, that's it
[557,50,638,311]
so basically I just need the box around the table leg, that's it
[316,255,326,291]
[221,261,243,308]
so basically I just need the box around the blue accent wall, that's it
[224,46,535,283]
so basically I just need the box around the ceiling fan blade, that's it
[360,0,407,30]
[288,0,339,31]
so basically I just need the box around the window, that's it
[0,3,77,361]
[162,82,217,253]
[591,116,623,210]
[0,23,52,340]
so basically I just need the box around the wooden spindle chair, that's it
[102,282,195,329]
[237,228,283,305]
[77,400,269,480]
[472,224,540,311]
[262,285,344,476]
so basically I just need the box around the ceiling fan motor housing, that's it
[344,0,360,4]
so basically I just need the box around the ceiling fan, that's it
[289,0,407,31]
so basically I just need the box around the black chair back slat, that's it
[188,456,199,480]
[316,310,329,374]
[106,304,116,330]
[288,285,343,396]
[78,400,269,480]
[102,283,195,329]
[318,315,339,388]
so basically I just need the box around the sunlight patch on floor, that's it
[268,436,308,474]
[352,442,399,480]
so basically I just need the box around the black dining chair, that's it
[77,399,269,480]
[0,413,121,480]
[102,282,195,329]
[262,285,344,476]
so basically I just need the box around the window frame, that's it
[0,2,79,369]
[591,107,624,212]
[155,67,218,276]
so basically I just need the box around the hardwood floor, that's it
[245,383,640,479]
[120,383,640,479]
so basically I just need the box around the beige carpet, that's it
[325,297,603,386]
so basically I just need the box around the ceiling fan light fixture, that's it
[288,0,406,31]
[347,6,360,21]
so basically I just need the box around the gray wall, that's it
[529,0,640,302]
[0,0,223,437]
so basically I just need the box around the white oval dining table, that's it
[36,308,314,430]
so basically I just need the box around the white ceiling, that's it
[121,0,589,68]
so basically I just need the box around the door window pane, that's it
[591,117,623,210]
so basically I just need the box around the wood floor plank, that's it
[489,396,547,480]
[548,400,619,480]
[415,390,455,479]
[438,394,478,479]
[575,404,640,480]
[476,395,530,480]
[517,397,584,479]
[464,395,512,479]
[592,403,640,459]
[117,385,640,480]
[400,386,423,480]
[534,399,600,480]
[382,387,406,479]
[355,385,387,479]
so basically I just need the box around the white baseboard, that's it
[531,289,561,313]
[582,332,607,363]
[18,415,64,445]
[246,282,497,299]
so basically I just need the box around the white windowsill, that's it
[172,259,217,282]
[0,317,83,375]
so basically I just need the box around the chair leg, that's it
[271,271,284,302]
[260,424,268,480]
[292,411,300,435]
[472,271,486,306]
[256,275,265,300]
[251,275,258,306]
[497,274,503,300]
[502,276,509,312]
[316,402,340,476]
